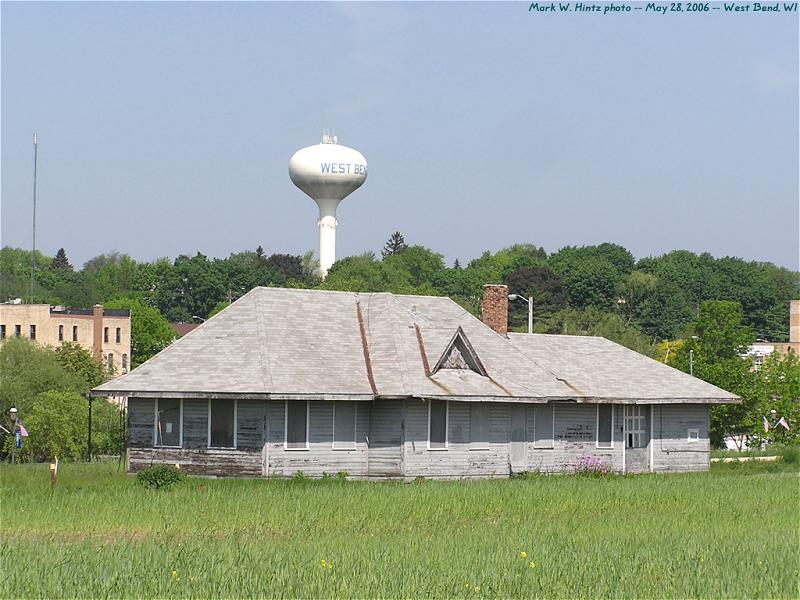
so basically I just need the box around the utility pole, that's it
[528,296,533,335]
[31,134,39,302]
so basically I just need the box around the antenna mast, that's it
[31,133,39,302]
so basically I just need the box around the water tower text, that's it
[320,163,366,175]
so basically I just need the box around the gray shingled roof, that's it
[93,287,738,404]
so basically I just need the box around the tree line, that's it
[1,233,798,453]
[2,235,797,359]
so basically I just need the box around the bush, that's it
[779,446,799,464]
[136,464,185,490]
[2,391,124,462]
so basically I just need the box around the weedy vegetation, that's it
[1,460,798,598]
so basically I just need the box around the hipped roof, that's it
[93,287,738,404]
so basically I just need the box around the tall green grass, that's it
[2,462,798,598]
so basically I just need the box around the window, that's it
[107,354,114,371]
[687,428,699,443]
[58,325,64,341]
[29,325,36,340]
[596,404,614,449]
[14,325,21,337]
[72,325,78,342]
[209,399,235,448]
[469,403,490,450]
[116,327,121,343]
[428,399,448,450]
[104,327,109,343]
[285,400,308,450]
[624,405,646,448]
[122,354,128,371]
[0,325,5,339]
[155,398,181,447]
[533,403,554,449]
[332,401,357,450]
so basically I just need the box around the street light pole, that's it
[527,296,533,335]
[9,407,18,465]
[508,294,533,334]
[85,393,94,461]
[689,349,694,376]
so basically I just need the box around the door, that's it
[509,404,527,473]
[624,405,650,473]
[368,400,403,477]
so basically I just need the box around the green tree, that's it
[383,245,445,288]
[49,248,72,271]
[381,231,408,259]
[0,338,85,418]
[6,390,124,462]
[746,352,800,447]
[504,266,566,331]
[322,253,415,294]
[54,343,106,388]
[104,298,176,368]
[617,271,658,325]
[264,254,304,281]
[671,301,756,446]
[561,258,620,310]
[468,244,547,282]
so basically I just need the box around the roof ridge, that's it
[253,289,274,392]
[387,294,412,392]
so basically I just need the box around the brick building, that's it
[0,302,132,376]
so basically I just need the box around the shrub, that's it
[779,446,799,464]
[136,464,185,490]
[574,455,612,477]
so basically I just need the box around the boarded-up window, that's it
[104,327,109,343]
[333,401,356,450]
[597,404,613,448]
[58,325,63,341]
[533,403,554,449]
[72,325,78,341]
[470,403,490,450]
[156,398,181,447]
[29,325,36,340]
[210,399,235,447]
[116,327,121,343]
[428,400,448,450]
[286,400,308,449]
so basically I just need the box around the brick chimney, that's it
[92,304,103,362]
[790,300,799,344]
[481,284,508,336]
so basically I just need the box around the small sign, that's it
[15,431,21,448]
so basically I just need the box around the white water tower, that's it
[289,133,368,278]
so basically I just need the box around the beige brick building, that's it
[0,303,132,376]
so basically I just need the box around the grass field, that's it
[2,461,798,599]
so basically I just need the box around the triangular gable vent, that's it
[432,327,488,377]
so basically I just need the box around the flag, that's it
[763,416,769,432]
[16,419,28,437]
[777,417,790,431]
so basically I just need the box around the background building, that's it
[744,300,799,368]
[0,302,131,376]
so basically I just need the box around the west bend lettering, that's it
[320,163,367,175]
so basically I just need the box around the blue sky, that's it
[2,2,798,269]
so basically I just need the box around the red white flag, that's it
[16,419,28,437]
[763,416,770,432]
[777,417,790,431]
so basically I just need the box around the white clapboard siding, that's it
[652,404,710,472]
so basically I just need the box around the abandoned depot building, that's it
[93,285,739,478]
